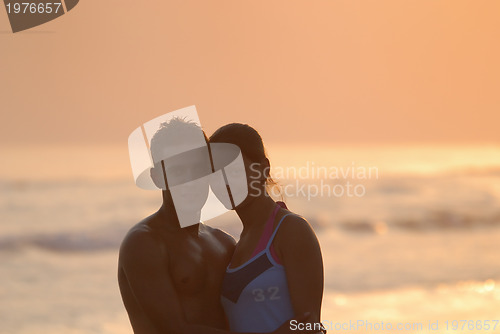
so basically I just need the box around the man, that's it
[119,117,238,333]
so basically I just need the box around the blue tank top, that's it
[221,208,294,333]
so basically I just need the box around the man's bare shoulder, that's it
[200,223,236,249]
[119,214,163,265]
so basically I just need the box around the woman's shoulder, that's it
[276,210,317,241]
[273,210,321,262]
[278,209,308,226]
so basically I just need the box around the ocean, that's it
[1,144,500,334]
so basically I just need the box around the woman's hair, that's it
[209,123,283,200]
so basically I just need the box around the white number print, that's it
[5,2,63,14]
[268,286,280,300]
[252,287,281,302]
[252,288,265,302]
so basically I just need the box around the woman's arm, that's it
[275,214,325,332]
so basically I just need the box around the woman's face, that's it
[237,154,269,205]
[201,142,258,211]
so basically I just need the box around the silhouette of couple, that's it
[119,107,325,334]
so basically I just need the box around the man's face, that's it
[162,146,212,187]
[159,146,212,214]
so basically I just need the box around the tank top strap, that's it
[266,213,293,250]
[250,201,288,258]
[263,204,281,239]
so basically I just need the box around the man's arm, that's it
[119,229,187,334]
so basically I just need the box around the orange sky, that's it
[1,0,499,145]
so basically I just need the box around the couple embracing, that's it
[119,111,325,334]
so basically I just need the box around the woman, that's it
[210,123,326,334]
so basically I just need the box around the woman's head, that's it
[209,123,281,203]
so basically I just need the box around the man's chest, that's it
[162,234,230,295]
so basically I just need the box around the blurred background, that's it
[1,0,499,333]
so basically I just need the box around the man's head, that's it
[149,117,212,222]
[149,117,211,189]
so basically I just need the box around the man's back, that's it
[118,212,235,333]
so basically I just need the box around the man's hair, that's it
[150,116,208,163]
